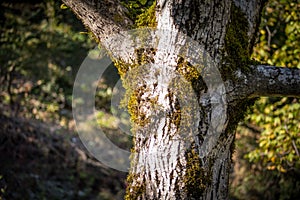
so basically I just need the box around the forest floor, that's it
[1,105,295,200]
[0,112,127,200]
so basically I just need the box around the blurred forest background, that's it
[0,0,299,199]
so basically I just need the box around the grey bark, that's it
[61,0,133,43]
[62,0,300,199]
[245,65,300,98]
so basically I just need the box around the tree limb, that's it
[244,65,300,98]
[61,0,133,44]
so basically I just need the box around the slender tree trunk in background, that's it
[63,0,300,199]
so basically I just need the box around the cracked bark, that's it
[62,0,133,44]
[245,65,300,98]
[64,0,300,199]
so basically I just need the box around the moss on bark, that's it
[223,3,251,79]
[184,148,212,199]
[125,173,146,200]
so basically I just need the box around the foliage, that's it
[0,0,94,125]
[246,97,300,173]
[2,0,299,199]
[231,126,300,200]
[232,0,300,199]
[247,0,300,174]
[252,0,300,68]
[0,1,128,199]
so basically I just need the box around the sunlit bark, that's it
[63,0,300,199]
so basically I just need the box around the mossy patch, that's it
[222,4,251,79]
[165,89,182,129]
[121,0,157,28]
[113,13,126,24]
[184,148,212,198]
[135,1,157,28]
[113,47,157,129]
[222,4,260,148]
[125,173,146,200]
[176,57,201,82]
[226,98,258,136]
[114,47,156,78]
[135,47,156,65]
[127,85,151,127]
[114,59,133,77]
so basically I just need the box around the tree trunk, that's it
[123,1,264,199]
[62,0,300,199]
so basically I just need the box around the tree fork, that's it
[63,0,300,199]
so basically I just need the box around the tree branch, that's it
[244,65,300,98]
[61,0,133,44]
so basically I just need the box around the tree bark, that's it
[63,0,300,199]
[61,0,133,43]
[245,65,300,98]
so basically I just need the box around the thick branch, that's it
[62,0,133,43]
[244,65,300,98]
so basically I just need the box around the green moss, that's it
[135,47,156,65]
[169,56,204,133]
[176,57,201,82]
[113,48,157,129]
[225,97,258,159]
[165,90,182,128]
[227,98,258,132]
[222,4,260,149]
[127,85,151,127]
[121,0,157,28]
[171,107,181,128]
[114,47,156,78]
[114,59,133,77]
[127,85,159,128]
[125,173,146,200]
[135,1,157,28]
[184,149,212,198]
[222,4,251,79]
